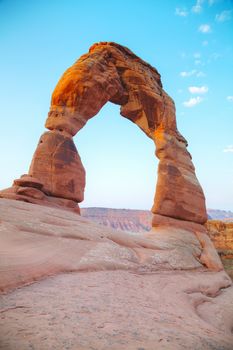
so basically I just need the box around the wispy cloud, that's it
[199,24,211,33]
[180,70,206,78]
[189,86,208,94]
[175,7,188,17]
[216,10,232,22]
[183,96,203,107]
[192,0,204,13]
[196,71,206,77]
[180,70,196,77]
[223,145,233,153]
[227,96,233,102]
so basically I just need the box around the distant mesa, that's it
[0,42,223,271]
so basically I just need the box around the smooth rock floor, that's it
[1,270,233,350]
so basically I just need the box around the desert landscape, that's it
[0,40,233,349]
[1,1,233,349]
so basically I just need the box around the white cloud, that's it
[199,24,211,33]
[180,70,196,77]
[223,145,233,153]
[189,86,208,94]
[180,70,206,78]
[227,96,233,102]
[175,8,188,17]
[192,0,204,13]
[216,10,232,22]
[183,96,203,107]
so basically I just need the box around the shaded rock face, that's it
[29,131,85,202]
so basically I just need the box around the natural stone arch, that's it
[0,42,207,226]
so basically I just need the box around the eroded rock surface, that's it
[29,131,85,202]
[0,199,233,350]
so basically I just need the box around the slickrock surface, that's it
[0,42,207,224]
[1,270,233,350]
[1,199,233,349]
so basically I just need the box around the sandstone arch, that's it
[0,42,207,226]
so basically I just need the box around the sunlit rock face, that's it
[45,41,207,224]
[1,42,215,267]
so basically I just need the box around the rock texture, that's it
[0,42,219,275]
[0,199,223,292]
[29,131,85,202]
[0,199,233,350]
[81,208,233,276]
[0,42,207,225]
[206,220,233,279]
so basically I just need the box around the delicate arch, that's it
[0,42,207,224]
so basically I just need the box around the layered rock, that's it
[0,42,207,222]
[29,131,85,202]
[45,41,207,224]
[1,42,219,269]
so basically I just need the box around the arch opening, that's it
[74,102,157,210]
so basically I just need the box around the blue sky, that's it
[0,0,232,211]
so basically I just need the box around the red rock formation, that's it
[1,42,220,269]
[46,42,207,224]
[29,131,85,202]
[0,42,207,223]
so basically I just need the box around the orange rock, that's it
[152,131,207,223]
[0,42,207,224]
[13,174,44,190]
[29,131,85,202]
[45,42,207,224]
